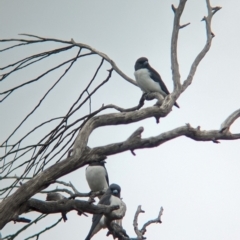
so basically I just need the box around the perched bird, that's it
[86,160,109,198]
[134,57,179,108]
[85,183,126,240]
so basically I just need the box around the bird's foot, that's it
[88,192,96,203]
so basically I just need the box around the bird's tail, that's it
[174,101,180,108]
[85,235,91,240]
[85,230,92,240]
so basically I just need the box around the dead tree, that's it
[0,0,237,239]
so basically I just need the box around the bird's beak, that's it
[143,60,148,66]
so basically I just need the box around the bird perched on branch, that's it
[85,183,126,240]
[86,160,109,199]
[134,57,179,108]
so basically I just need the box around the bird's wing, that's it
[85,214,103,240]
[85,193,111,240]
[104,166,109,186]
[98,190,111,204]
[92,191,111,225]
[149,66,170,95]
[150,66,180,108]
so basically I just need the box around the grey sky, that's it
[1,0,240,239]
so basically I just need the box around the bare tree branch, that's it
[170,0,221,108]
[24,198,120,216]
[24,218,62,240]
[0,61,113,198]
[171,0,187,90]
[92,122,240,157]
[3,214,47,240]
[181,2,221,92]
[1,102,238,230]
[133,206,145,238]
[43,182,106,200]
[220,109,240,133]
[132,206,163,239]
[140,207,163,235]
[12,217,31,224]
[1,48,82,143]
[0,34,136,86]
[70,38,137,87]
[180,22,191,29]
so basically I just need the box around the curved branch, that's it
[220,109,240,133]
[2,34,136,87]
[141,207,163,234]
[71,38,137,86]
[72,105,170,157]
[133,206,145,238]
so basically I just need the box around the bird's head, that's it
[100,160,106,165]
[109,183,121,198]
[134,57,149,71]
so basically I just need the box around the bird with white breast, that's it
[134,57,179,108]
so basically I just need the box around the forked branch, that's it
[181,1,222,92]
[133,205,164,239]
[170,0,221,105]
[1,100,240,230]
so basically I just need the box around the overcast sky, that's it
[1,0,240,239]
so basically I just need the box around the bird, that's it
[85,183,126,240]
[86,160,109,198]
[134,57,179,108]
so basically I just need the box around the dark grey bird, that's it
[85,183,126,240]
[134,57,180,108]
[86,160,109,198]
